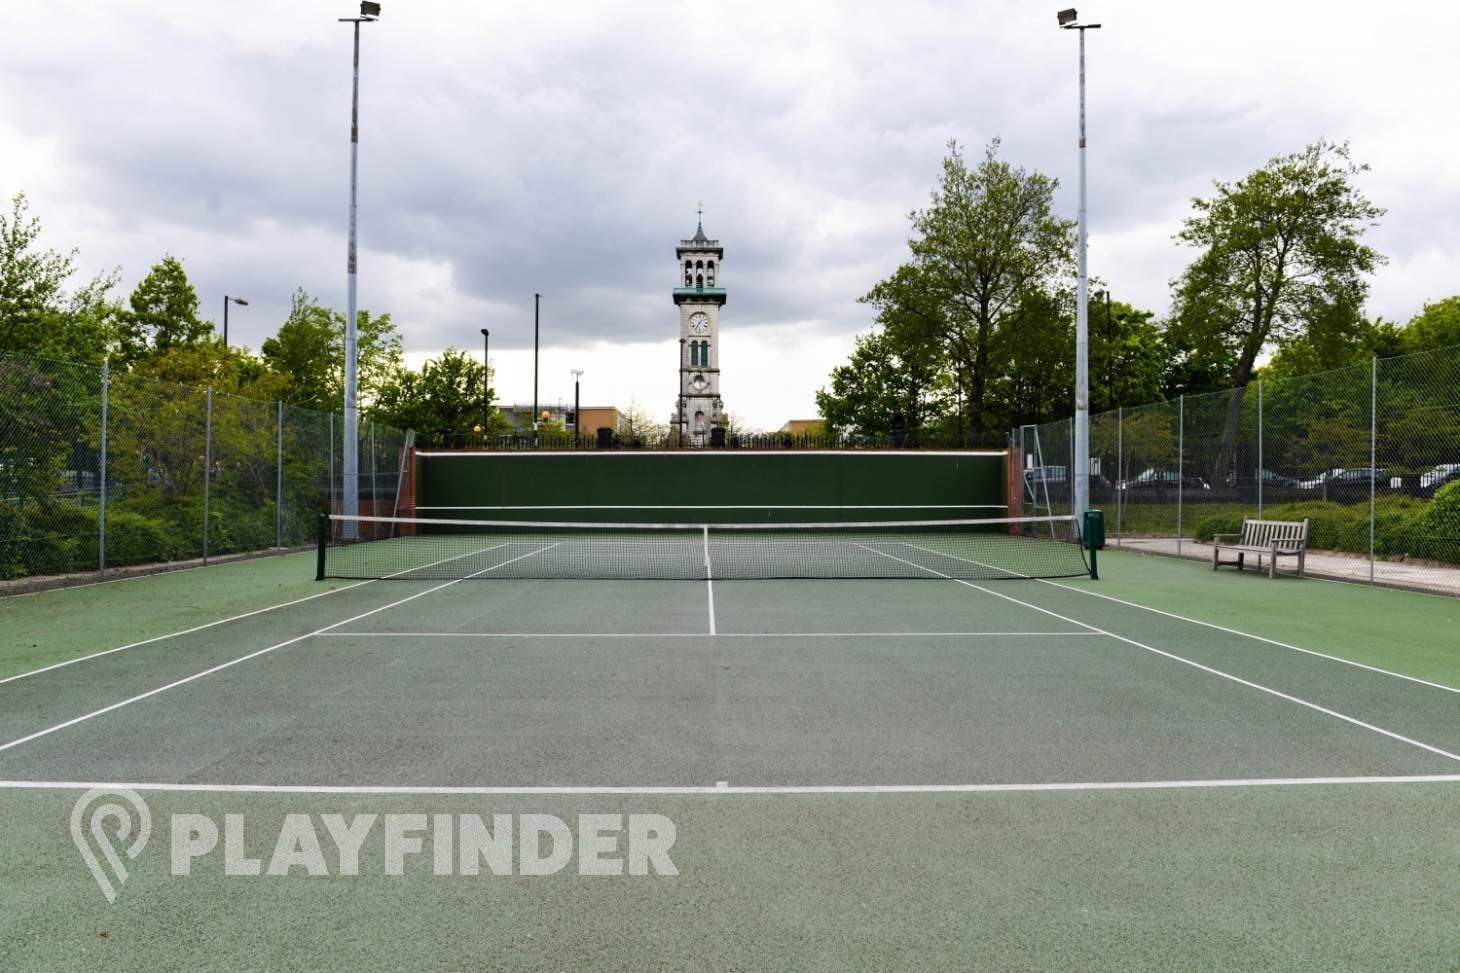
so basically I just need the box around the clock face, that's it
[688,313,710,335]
[692,374,708,391]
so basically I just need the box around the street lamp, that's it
[480,328,490,436]
[1058,7,1101,523]
[222,295,248,348]
[338,0,380,536]
[571,369,584,448]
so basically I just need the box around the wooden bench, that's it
[1212,518,1309,578]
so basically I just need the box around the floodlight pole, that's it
[339,4,378,538]
[1061,10,1101,524]
[678,338,686,448]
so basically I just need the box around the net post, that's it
[316,513,329,581]
[1082,508,1102,581]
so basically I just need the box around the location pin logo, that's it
[70,788,152,903]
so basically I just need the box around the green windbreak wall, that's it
[415,451,1008,524]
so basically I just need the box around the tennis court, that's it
[2,525,1459,970]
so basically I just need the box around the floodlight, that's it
[360,2,381,17]
[1057,8,1077,26]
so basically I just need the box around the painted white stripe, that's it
[0,544,561,755]
[413,450,1009,459]
[313,631,1100,638]
[703,525,716,635]
[0,581,372,688]
[892,540,1460,697]
[857,544,1460,765]
[415,504,1008,511]
[332,514,1071,532]
[1038,578,1460,696]
[0,775,1456,795]
[0,541,521,688]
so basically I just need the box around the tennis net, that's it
[316,513,1090,581]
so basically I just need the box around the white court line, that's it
[858,543,1460,765]
[895,540,1460,697]
[1038,577,1460,695]
[0,581,370,688]
[0,541,516,688]
[0,774,1457,795]
[0,544,561,756]
[313,631,1101,638]
[702,525,716,635]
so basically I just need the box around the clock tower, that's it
[671,209,726,445]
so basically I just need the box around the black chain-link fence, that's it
[1015,343,1460,596]
[0,350,411,587]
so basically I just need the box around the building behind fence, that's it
[0,350,411,586]
[1016,343,1460,595]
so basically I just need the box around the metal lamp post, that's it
[480,328,491,435]
[678,338,687,448]
[571,369,583,447]
[338,0,380,538]
[222,296,248,348]
[1059,7,1100,523]
[532,293,541,447]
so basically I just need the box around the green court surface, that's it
[1,548,1458,970]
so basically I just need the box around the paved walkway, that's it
[1112,536,1460,597]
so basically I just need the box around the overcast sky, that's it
[3,1,1455,430]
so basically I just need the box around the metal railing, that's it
[0,349,410,587]
[1016,343,1460,595]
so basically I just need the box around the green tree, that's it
[863,139,1076,443]
[1401,296,1460,353]
[1264,315,1406,380]
[118,256,212,361]
[370,348,490,435]
[980,287,1073,435]
[616,400,666,444]
[0,192,120,362]
[0,192,74,353]
[260,288,403,412]
[816,327,947,438]
[1168,139,1385,474]
[1087,296,1165,413]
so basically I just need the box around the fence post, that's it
[98,360,109,578]
[276,400,285,551]
[1115,406,1123,548]
[329,413,335,517]
[1177,394,1184,558]
[1256,378,1263,519]
[369,421,377,519]
[203,385,213,564]
[1369,356,1377,584]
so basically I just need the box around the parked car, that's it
[1022,465,1112,495]
[1225,467,1299,489]
[1115,468,1211,493]
[1297,467,1386,500]
[1419,463,1460,496]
